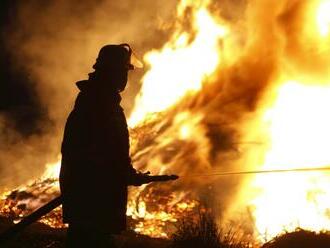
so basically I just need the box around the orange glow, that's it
[42,157,61,180]
[248,81,330,240]
[128,0,227,126]
[317,0,330,37]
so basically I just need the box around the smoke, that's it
[0,0,179,191]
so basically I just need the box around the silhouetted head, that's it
[93,43,134,92]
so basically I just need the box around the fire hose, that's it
[186,166,330,177]
[1,166,330,243]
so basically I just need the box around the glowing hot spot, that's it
[250,81,330,240]
[317,0,330,37]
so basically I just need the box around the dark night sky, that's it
[0,0,45,134]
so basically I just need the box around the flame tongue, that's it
[128,0,228,127]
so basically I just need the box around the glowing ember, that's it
[0,175,199,238]
[42,158,61,181]
[127,192,199,238]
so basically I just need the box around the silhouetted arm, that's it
[127,171,179,186]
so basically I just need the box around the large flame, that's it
[247,81,330,241]
[128,0,228,126]
[127,0,330,242]
[242,0,330,241]
[126,0,227,237]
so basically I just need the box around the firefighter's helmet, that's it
[93,43,135,71]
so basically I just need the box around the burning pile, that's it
[1,0,330,245]
[0,170,199,238]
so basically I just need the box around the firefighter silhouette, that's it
[60,44,146,247]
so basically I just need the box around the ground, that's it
[2,216,330,248]
[0,216,169,248]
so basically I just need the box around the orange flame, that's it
[128,0,228,126]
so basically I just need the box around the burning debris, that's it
[0,169,199,239]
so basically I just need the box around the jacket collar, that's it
[75,79,122,106]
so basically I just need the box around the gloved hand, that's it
[128,171,179,186]
[128,171,152,186]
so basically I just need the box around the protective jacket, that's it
[60,78,136,233]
